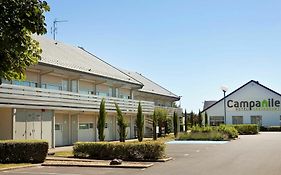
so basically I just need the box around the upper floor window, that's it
[12,80,37,88]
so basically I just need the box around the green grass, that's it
[54,151,74,157]
[0,163,31,169]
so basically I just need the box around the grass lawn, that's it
[0,163,31,169]
[54,151,74,157]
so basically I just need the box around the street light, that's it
[221,85,228,124]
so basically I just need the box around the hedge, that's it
[0,140,48,163]
[73,141,165,160]
[260,126,281,132]
[190,125,238,139]
[231,124,259,135]
[178,131,228,141]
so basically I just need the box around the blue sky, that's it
[44,0,281,112]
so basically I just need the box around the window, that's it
[79,123,94,130]
[55,124,61,131]
[62,80,68,91]
[251,116,262,126]
[12,80,37,87]
[232,116,243,124]
[71,80,78,92]
[210,116,224,126]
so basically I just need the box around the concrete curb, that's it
[0,164,41,172]
[42,161,154,169]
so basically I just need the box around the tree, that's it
[156,108,168,137]
[190,111,194,127]
[184,109,188,132]
[152,111,157,140]
[204,112,208,126]
[136,102,144,142]
[173,111,178,138]
[198,110,203,127]
[115,103,127,142]
[0,0,50,84]
[97,99,106,141]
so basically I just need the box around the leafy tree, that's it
[115,103,127,142]
[204,112,208,126]
[155,108,168,137]
[152,111,157,140]
[184,109,188,132]
[136,102,144,142]
[173,111,178,138]
[190,111,194,127]
[198,110,203,127]
[165,117,173,134]
[0,0,50,84]
[97,99,106,141]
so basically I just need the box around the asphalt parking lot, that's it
[1,132,281,175]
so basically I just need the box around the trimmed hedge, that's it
[0,140,48,163]
[190,125,238,139]
[178,131,228,141]
[73,141,165,160]
[260,126,281,132]
[231,124,259,135]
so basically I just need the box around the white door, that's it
[126,127,131,139]
[78,123,94,142]
[55,124,63,146]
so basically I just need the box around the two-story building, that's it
[0,35,181,147]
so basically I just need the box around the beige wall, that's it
[79,81,94,91]
[0,108,12,140]
[79,114,95,123]
[41,74,63,85]
[25,71,39,83]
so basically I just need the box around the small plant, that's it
[136,102,144,142]
[115,103,127,142]
[97,98,106,141]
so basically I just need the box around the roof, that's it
[203,101,217,110]
[33,35,142,86]
[122,70,180,100]
[202,80,281,112]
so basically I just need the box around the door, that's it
[78,123,94,142]
[15,110,27,140]
[71,115,78,144]
[55,124,63,146]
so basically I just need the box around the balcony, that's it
[0,84,154,114]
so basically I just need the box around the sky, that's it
[44,0,281,112]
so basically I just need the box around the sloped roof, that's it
[202,80,281,112]
[33,35,142,86]
[122,70,180,100]
[203,101,217,110]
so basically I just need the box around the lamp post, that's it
[221,86,228,124]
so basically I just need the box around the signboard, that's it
[227,98,281,111]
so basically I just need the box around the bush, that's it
[0,140,48,163]
[260,126,281,132]
[216,125,238,139]
[191,125,213,133]
[178,131,228,141]
[231,124,259,135]
[73,141,165,160]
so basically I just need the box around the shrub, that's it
[216,125,238,139]
[73,141,165,160]
[260,126,281,132]
[0,140,48,163]
[191,125,213,133]
[178,131,228,141]
[231,124,259,135]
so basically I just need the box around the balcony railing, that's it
[0,84,154,114]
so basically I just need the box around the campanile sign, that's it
[227,98,281,111]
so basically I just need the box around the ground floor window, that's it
[210,116,224,126]
[232,116,243,124]
[79,123,94,130]
[251,116,262,126]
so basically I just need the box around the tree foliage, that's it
[97,99,106,141]
[204,112,208,126]
[0,0,50,83]
[190,111,194,127]
[136,102,144,142]
[184,109,188,132]
[198,110,202,127]
[115,103,127,142]
[173,111,178,138]
[152,111,157,140]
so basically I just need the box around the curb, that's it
[42,162,154,169]
[0,164,41,172]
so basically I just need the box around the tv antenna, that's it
[51,18,68,40]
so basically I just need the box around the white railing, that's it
[0,84,154,114]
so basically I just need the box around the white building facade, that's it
[203,80,281,127]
